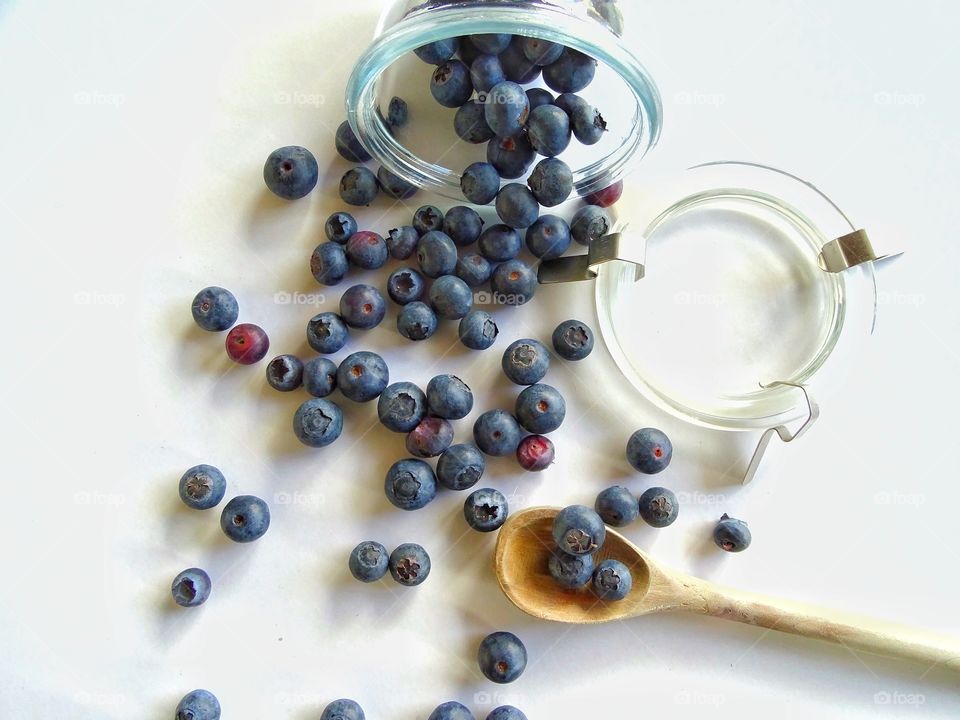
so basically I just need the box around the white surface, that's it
[1,0,958,718]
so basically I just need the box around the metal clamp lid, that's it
[537,232,645,284]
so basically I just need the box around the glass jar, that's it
[345,0,661,198]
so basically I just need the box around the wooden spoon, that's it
[495,507,960,671]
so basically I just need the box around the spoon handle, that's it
[686,578,960,671]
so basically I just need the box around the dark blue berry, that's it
[527,104,571,157]
[384,458,438,510]
[437,443,485,490]
[464,487,508,532]
[444,205,485,246]
[525,214,571,259]
[516,434,554,471]
[471,33,512,54]
[220,494,271,542]
[406,416,455,458]
[171,567,211,607]
[526,87,555,111]
[431,60,473,108]
[502,338,549,385]
[429,702,473,720]
[638,487,679,528]
[337,351,389,402]
[389,542,431,586]
[413,205,446,235]
[626,427,672,474]
[553,505,606,555]
[306,312,348,354]
[527,157,573,207]
[595,486,638,527]
[176,690,220,720]
[310,242,349,286]
[456,36,483,66]
[346,231,388,270]
[473,409,522,456]
[515,383,565,433]
[325,212,358,244]
[543,48,597,93]
[349,541,389,583]
[572,102,607,145]
[179,464,227,510]
[387,267,425,305]
[471,54,507,92]
[552,319,594,360]
[496,183,540,229]
[478,224,522,262]
[459,310,499,350]
[397,301,438,341]
[377,166,418,199]
[571,205,612,246]
[491,259,537,305]
[386,225,420,260]
[521,37,564,66]
[456,253,493,287]
[427,374,474,419]
[415,38,459,65]
[264,145,319,200]
[339,284,386,330]
[478,631,527,683]
[499,36,541,83]
[266,354,304,392]
[461,161,501,204]
[335,121,372,162]
[191,286,239,332]
[485,81,530,138]
[553,92,587,117]
[321,699,365,720]
[387,96,409,127]
[487,133,536,179]
[339,166,379,206]
[430,275,474,319]
[378,382,427,433]
[303,356,338,398]
[548,548,594,587]
[293,398,344,447]
[714,513,752,552]
[455,100,496,144]
[593,559,632,601]
[486,707,527,720]
[417,231,458,278]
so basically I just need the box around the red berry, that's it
[516,434,555,471]
[583,180,623,208]
[225,323,270,365]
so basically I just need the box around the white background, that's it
[1,0,958,718]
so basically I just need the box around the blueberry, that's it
[571,205,612,246]
[263,145,319,200]
[389,542,431,586]
[415,38,459,65]
[175,689,221,720]
[502,338,550,385]
[485,81,530,138]
[491,259,537,304]
[521,37,564,66]
[552,319,594,360]
[293,398,345,447]
[626,428,673,474]
[387,225,420,260]
[345,231,388,270]
[387,267,426,305]
[638,487,679,528]
[191,286,239,332]
[486,133,536,179]
[543,48,597,93]
[456,36,483,66]
[220,495,271,542]
[377,381,428,433]
[525,214,571,259]
[171,567,211,607]
[339,166,380,206]
[377,166,418,200]
[335,121,372,163]
[455,101,496,144]
[387,96,409,127]
[516,434,555,471]
[470,33,512,54]
[714,513,752,552]
[339,284,386,330]
[303,356,338,398]
[406,416,455,458]
[583,180,623,208]
[321,699,366,720]
[515,383,565,433]
[572,102,607,145]
[397,301,438,341]
[428,702,474,720]
[592,559,632,601]
[459,310,499,350]
[478,631,527,684]
[553,92,588,117]
[461,161,501,204]
[417,231,458,278]
[430,275,474,319]
[431,60,473,108]
[478,224,522,262]
[179,464,227,510]
[225,323,270,365]
[310,242,349,286]
[427,374,474,419]
[337,351,389,402]
[348,541,389,583]
[306,312,349,354]
[526,104,571,157]
[456,253,493,287]
[464,487,508,532]
[526,87,555,111]
[471,54,507,92]
[325,212,358,244]
[548,548,594,587]
[595,486,638,527]
[384,458,438,510]
[552,505,605,555]
[499,36,541,84]
[473,409,522,456]
[266,354,304,392]
[527,157,573,207]
[486,707,527,720]
[495,183,540,229]
[437,443,485,490]
[444,205,485,246]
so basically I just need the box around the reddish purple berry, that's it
[225,323,269,365]
[583,181,623,208]
[516,434,555,471]
[406,416,455,458]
